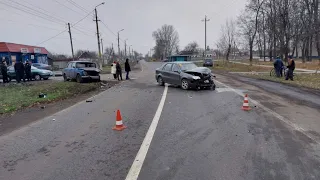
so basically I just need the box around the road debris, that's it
[86,100,93,103]
[39,93,47,98]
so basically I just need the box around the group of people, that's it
[111,58,131,81]
[273,55,295,81]
[0,59,32,83]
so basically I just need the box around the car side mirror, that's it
[174,70,180,74]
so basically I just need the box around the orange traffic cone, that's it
[112,110,127,131]
[241,94,251,111]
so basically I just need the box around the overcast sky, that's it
[0,0,247,55]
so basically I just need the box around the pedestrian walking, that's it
[1,59,8,83]
[111,61,117,79]
[14,60,25,83]
[116,61,123,81]
[125,58,131,80]
[273,56,284,77]
[285,55,295,81]
[25,60,32,81]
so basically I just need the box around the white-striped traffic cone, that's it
[112,110,127,131]
[241,94,251,111]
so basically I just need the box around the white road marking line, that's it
[215,80,319,144]
[125,85,168,180]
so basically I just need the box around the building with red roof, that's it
[0,42,49,65]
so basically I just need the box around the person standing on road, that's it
[125,58,131,80]
[286,55,295,81]
[111,61,117,79]
[116,61,123,81]
[273,56,284,77]
[14,60,25,83]
[25,60,32,81]
[1,59,8,83]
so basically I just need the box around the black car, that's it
[155,62,216,90]
[203,58,214,67]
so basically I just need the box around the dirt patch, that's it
[0,81,119,136]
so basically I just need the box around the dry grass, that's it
[244,73,320,90]
[205,61,273,72]
[237,59,320,70]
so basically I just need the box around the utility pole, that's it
[125,40,127,58]
[111,43,114,58]
[67,23,74,60]
[101,38,104,64]
[94,8,102,68]
[202,15,210,57]
[117,33,120,58]
[128,45,131,59]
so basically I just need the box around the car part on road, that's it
[241,94,251,111]
[181,79,189,90]
[113,109,127,131]
[157,76,164,86]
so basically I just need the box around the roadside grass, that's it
[0,82,100,114]
[243,73,320,90]
[237,59,320,70]
[203,61,273,72]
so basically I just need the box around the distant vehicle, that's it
[7,66,53,81]
[155,62,216,90]
[32,63,52,70]
[203,58,213,67]
[63,61,100,83]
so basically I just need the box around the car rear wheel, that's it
[35,74,41,81]
[76,74,82,83]
[157,76,164,86]
[181,79,189,90]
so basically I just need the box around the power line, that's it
[51,0,84,16]
[19,0,68,23]
[3,0,65,25]
[36,10,94,45]
[0,18,64,31]
[73,27,95,37]
[66,0,89,14]
[37,29,68,45]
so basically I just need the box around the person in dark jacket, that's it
[286,55,295,81]
[116,61,123,81]
[14,60,25,83]
[25,60,32,81]
[1,59,8,83]
[273,56,284,77]
[125,58,131,80]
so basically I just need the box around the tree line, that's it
[218,0,320,64]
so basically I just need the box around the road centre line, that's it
[215,80,319,144]
[125,85,168,180]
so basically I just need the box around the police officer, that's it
[1,59,8,83]
[25,60,32,81]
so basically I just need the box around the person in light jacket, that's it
[111,61,117,79]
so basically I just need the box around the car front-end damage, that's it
[184,67,216,90]
[80,68,101,82]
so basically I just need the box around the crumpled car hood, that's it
[79,67,100,72]
[185,67,211,74]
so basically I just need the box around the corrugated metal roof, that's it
[0,42,49,54]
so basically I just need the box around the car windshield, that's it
[76,62,96,68]
[179,63,197,71]
[205,59,212,62]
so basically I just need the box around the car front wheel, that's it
[157,76,164,86]
[63,74,68,81]
[35,74,41,81]
[181,79,189,90]
[76,74,82,83]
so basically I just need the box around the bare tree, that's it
[217,19,236,61]
[183,41,199,54]
[152,24,180,59]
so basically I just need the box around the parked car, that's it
[203,58,214,67]
[63,61,100,83]
[32,63,52,70]
[7,66,54,81]
[155,62,216,90]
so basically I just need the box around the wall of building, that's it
[0,52,48,65]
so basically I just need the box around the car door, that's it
[71,62,77,79]
[161,63,173,83]
[168,64,182,85]
[64,63,71,78]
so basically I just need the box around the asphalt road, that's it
[1,61,320,180]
